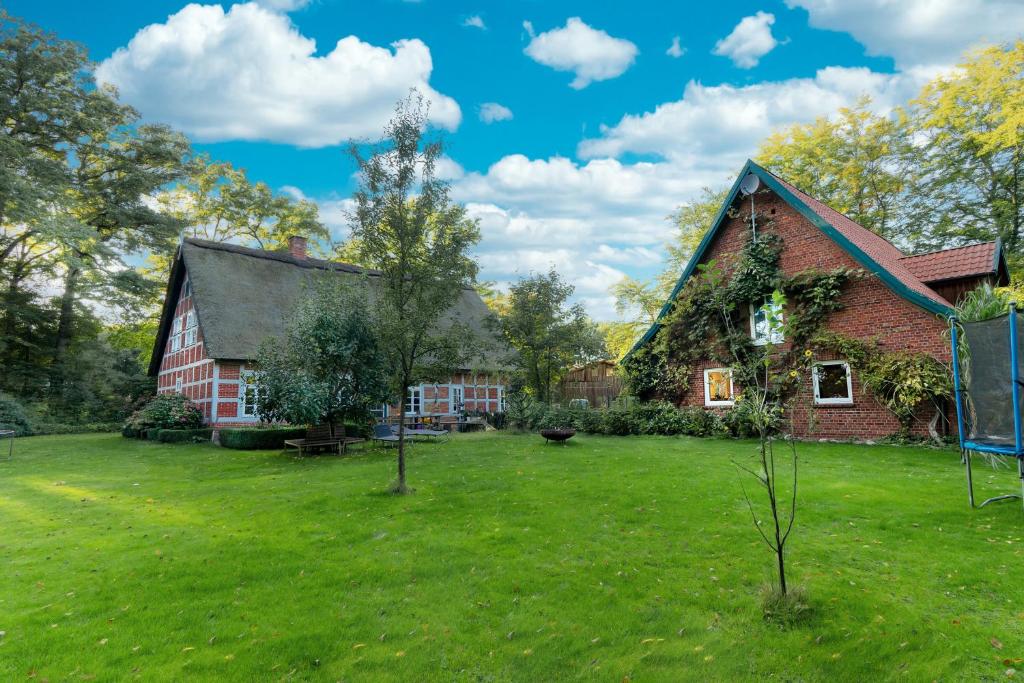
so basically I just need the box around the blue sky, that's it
[8,0,1023,318]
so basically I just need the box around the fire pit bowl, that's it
[540,428,576,444]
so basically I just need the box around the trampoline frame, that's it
[951,304,1024,509]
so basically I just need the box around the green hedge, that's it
[511,400,736,438]
[158,428,213,444]
[31,422,121,436]
[146,428,164,441]
[218,427,307,450]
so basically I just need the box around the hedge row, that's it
[157,428,213,443]
[513,400,759,438]
[218,427,307,450]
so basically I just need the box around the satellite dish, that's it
[739,173,761,196]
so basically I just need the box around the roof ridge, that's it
[900,241,997,260]
[183,237,378,275]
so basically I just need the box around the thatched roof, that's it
[149,238,512,375]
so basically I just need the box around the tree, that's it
[157,155,329,252]
[348,93,481,494]
[255,281,390,432]
[757,97,912,244]
[908,42,1024,271]
[664,186,730,292]
[500,269,606,403]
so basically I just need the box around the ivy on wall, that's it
[622,216,950,436]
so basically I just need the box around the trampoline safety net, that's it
[961,314,1024,445]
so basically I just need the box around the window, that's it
[499,389,506,414]
[175,377,182,393]
[184,310,198,347]
[704,368,735,406]
[451,386,464,414]
[370,403,389,421]
[183,279,192,297]
[405,386,422,415]
[750,296,784,345]
[170,316,183,352]
[240,370,259,417]
[813,361,853,405]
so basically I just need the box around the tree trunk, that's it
[776,545,787,595]
[50,263,81,398]
[392,383,410,494]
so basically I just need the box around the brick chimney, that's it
[288,235,308,259]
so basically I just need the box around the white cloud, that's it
[479,102,513,124]
[96,3,460,147]
[254,0,310,10]
[786,0,1024,68]
[578,66,931,163]
[523,17,638,89]
[666,36,685,58]
[713,11,778,68]
[463,15,486,29]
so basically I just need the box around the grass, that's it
[1,432,1024,681]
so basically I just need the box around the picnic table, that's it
[284,424,363,456]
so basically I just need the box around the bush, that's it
[31,422,121,436]
[128,394,204,432]
[678,406,725,437]
[158,428,214,444]
[573,409,606,434]
[122,424,138,438]
[219,427,307,450]
[147,429,164,441]
[0,393,33,436]
[537,406,577,430]
[601,409,636,436]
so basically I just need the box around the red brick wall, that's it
[672,190,951,440]
[386,372,507,419]
[156,275,217,422]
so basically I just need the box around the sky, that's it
[8,0,1024,319]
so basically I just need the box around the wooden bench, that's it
[284,424,364,456]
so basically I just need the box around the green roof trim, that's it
[624,159,953,361]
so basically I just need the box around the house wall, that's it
[155,276,217,421]
[673,189,952,440]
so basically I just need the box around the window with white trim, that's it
[175,377,182,393]
[450,386,464,414]
[812,361,853,405]
[704,368,735,406]
[240,370,259,417]
[750,296,784,345]
[184,310,198,347]
[370,403,388,421]
[170,316,183,352]
[405,386,422,415]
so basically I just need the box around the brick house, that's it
[630,160,1009,440]
[148,237,510,428]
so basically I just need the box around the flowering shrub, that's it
[126,394,204,433]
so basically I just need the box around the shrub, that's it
[0,393,33,436]
[128,394,204,432]
[31,422,121,436]
[537,406,577,430]
[678,406,725,437]
[158,428,214,444]
[147,429,164,441]
[122,424,138,438]
[573,409,606,434]
[219,427,307,450]
[602,409,636,436]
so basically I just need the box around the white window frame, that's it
[240,370,259,417]
[405,386,422,416]
[812,361,854,405]
[170,316,183,352]
[450,386,464,415]
[183,310,198,347]
[750,296,784,346]
[370,403,389,421]
[703,368,735,407]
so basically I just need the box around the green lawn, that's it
[2,433,1024,681]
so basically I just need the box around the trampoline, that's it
[950,304,1024,509]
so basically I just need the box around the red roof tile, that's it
[763,170,953,309]
[899,242,999,283]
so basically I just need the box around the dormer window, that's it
[750,296,784,346]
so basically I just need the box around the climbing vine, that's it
[623,218,948,434]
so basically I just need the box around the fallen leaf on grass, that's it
[98,639,108,646]
[395,651,405,658]
[182,646,194,653]
[993,638,1005,650]
[352,643,365,650]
